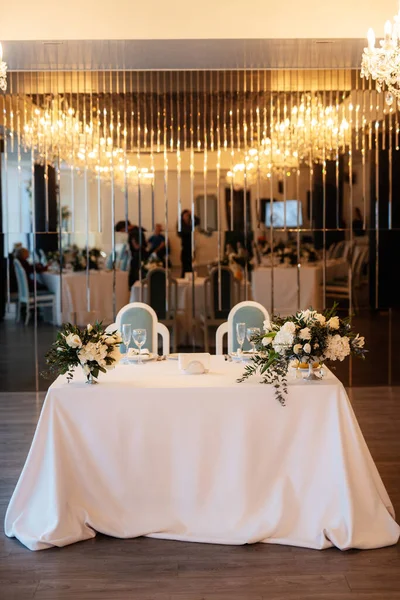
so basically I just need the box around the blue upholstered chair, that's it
[13,258,55,325]
[110,302,170,355]
[215,301,270,355]
[119,245,130,271]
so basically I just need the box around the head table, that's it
[5,357,399,552]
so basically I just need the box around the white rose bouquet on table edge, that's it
[43,322,122,384]
[237,304,367,406]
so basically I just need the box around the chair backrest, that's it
[38,249,48,266]
[331,240,345,259]
[13,258,30,303]
[353,247,369,285]
[118,245,130,271]
[206,266,238,320]
[115,302,158,353]
[105,252,116,270]
[227,301,270,353]
[146,268,177,320]
[119,253,130,272]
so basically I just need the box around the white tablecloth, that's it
[252,260,346,316]
[5,357,399,551]
[42,271,130,325]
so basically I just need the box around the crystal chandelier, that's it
[22,96,154,187]
[226,93,350,187]
[361,3,400,105]
[0,43,7,93]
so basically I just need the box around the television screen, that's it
[265,200,303,228]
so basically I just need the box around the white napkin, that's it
[127,348,150,357]
[179,353,210,374]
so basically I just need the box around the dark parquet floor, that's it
[0,388,399,600]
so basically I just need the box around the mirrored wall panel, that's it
[1,68,399,390]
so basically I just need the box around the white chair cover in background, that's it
[5,357,399,551]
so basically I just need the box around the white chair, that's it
[216,301,270,355]
[13,258,55,325]
[325,246,369,312]
[111,302,170,355]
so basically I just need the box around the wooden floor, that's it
[0,389,399,600]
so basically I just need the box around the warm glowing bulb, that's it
[368,28,375,49]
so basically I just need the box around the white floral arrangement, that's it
[44,322,122,383]
[238,306,367,405]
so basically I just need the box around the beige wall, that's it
[1,0,398,40]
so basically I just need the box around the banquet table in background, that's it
[42,270,130,325]
[252,260,346,315]
[5,357,399,552]
[131,276,251,346]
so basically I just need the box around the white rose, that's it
[299,327,311,341]
[272,327,294,354]
[263,316,272,332]
[65,333,82,349]
[327,316,340,330]
[262,336,272,347]
[282,321,296,334]
[303,343,311,354]
[293,343,302,354]
[87,324,93,332]
[315,313,326,325]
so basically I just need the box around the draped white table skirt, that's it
[5,357,399,551]
[252,261,346,316]
[42,270,130,326]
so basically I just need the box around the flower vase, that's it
[304,362,321,381]
[86,372,98,385]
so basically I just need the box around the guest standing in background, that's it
[352,207,365,237]
[177,210,199,278]
[148,224,167,262]
[115,221,147,288]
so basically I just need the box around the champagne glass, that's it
[236,322,246,357]
[132,328,147,365]
[121,324,132,364]
[246,327,260,354]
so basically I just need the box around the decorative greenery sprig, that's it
[237,304,367,405]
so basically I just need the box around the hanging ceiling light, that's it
[361,2,400,105]
[226,93,349,187]
[0,43,7,92]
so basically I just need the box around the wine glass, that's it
[236,322,246,357]
[121,324,132,364]
[132,328,147,365]
[246,327,260,354]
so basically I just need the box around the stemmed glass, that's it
[247,327,260,354]
[132,328,147,365]
[121,324,132,364]
[236,322,246,357]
